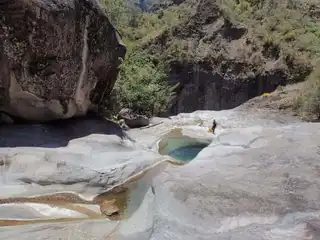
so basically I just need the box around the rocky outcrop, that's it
[0,0,126,122]
[117,108,150,128]
[144,0,311,115]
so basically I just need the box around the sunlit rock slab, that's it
[0,132,164,199]
[124,109,320,239]
[0,109,319,240]
[129,107,300,149]
[147,120,320,240]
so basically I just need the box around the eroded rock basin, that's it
[158,128,211,162]
[0,116,183,230]
[0,151,170,226]
[0,109,320,240]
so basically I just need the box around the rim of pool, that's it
[157,127,212,162]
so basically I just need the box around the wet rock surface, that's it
[0,0,125,121]
[0,108,319,239]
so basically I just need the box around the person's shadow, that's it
[0,116,127,148]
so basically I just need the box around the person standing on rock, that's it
[211,119,217,134]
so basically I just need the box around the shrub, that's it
[296,65,320,121]
[112,51,178,116]
[222,0,320,69]
[100,0,184,116]
[100,0,129,28]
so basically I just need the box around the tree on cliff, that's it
[100,0,183,116]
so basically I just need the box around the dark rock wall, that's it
[168,62,287,114]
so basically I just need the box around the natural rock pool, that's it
[157,128,211,162]
[167,144,209,162]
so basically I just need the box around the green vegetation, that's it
[100,0,193,116]
[101,0,319,121]
[220,0,320,120]
[295,64,320,121]
[223,0,320,60]
[114,51,177,116]
[221,0,319,77]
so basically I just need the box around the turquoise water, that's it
[167,143,208,162]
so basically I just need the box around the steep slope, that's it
[143,0,318,114]
[100,0,319,120]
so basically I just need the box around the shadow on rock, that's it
[0,116,126,148]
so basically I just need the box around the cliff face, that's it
[0,0,126,121]
[144,0,312,115]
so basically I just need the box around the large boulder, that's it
[0,0,126,122]
[117,108,150,128]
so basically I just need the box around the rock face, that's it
[123,109,320,240]
[0,0,126,122]
[145,0,311,115]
